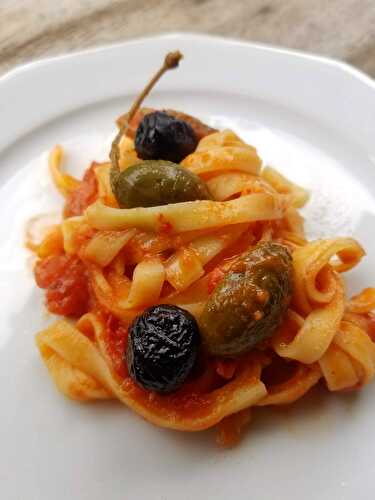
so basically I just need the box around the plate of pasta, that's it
[1,34,375,500]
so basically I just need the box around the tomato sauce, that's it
[207,267,225,295]
[215,358,237,380]
[64,164,98,218]
[126,377,213,417]
[366,314,375,342]
[204,229,255,275]
[157,214,174,235]
[35,255,90,317]
[105,315,129,379]
[261,356,298,387]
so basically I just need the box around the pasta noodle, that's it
[125,257,165,309]
[48,145,80,197]
[85,193,282,232]
[261,166,309,208]
[182,130,261,178]
[30,127,375,446]
[82,229,136,266]
[165,225,248,291]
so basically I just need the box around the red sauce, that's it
[126,378,213,417]
[366,313,375,342]
[35,255,89,317]
[157,214,174,235]
[162,390,211,414]
[215,358,237,380]
[75,227,96,251]
[64,164,98,218]
[207,267,225,295]
[105,315,129,379]
[261,356,298,387]
[204,229,255,274]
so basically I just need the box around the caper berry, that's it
[200,242,293,357]
[112,160,212,209]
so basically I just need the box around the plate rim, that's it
[1,31,374,88]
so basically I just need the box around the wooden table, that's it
[1,0,375,77]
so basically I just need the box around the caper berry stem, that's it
[110,51,183,191]
[126,51,183,127]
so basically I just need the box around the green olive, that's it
[200,242,293,357]
[111,160,212,209]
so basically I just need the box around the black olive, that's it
[112,160,212,208]
[135,111,198,163]
[126,304,200,393]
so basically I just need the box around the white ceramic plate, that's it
[1,33,375,500]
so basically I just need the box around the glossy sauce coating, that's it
[105,315,129,379]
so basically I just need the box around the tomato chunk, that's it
[35,255,89,317]
[64,164,98,217]
[215,358,237,380]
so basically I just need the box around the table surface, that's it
[1,0,375,78]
